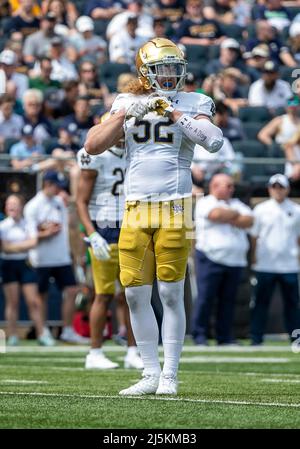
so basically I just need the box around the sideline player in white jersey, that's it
[84,38,223,394]
[76,118,143,370]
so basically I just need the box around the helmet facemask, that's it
[142,59,187,97]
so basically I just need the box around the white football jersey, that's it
[77,147,126,223]
[111,91,215,201]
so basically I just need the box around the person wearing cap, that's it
[192,173,253,345]
[175,0,224,46]
[47,36,78,83]
[61,96,94,148]
[288,22,300,65]
[244,45,271,81]
[0,193,53,347]
[250,174,300,345]
[9,123,45,170]
[258,96,300,149]
[23,12,57,65]
[69,15,107,64]
[24,170,88,344]
[0,49,29,100]
[248,60,292,110]
[106,1,154,41]
[109,14,147,67]
[244,20,296,68]
[206,38,249,78]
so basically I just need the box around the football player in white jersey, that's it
[76,120,143,370]
[84,38,223,395]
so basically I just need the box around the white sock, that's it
[89,348,103,356]
[125,285,161,376]
[126,346,138,357]
[157,279,186,378]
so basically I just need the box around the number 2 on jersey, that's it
[111,168,124,196]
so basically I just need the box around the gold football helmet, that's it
[136,38,187,97]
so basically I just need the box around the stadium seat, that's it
[93,19,110,38]
[186,61,207,80]
[185,45,208,63]
[3,138,19,153]
[99,62,132,92]
[72,0,86,15]
[42,138,59,155]
[232,140,270,182]
[208,45,220,60]
[265,142,285,175]
[286,6,300,19]
[219,23,243,40]
[238,106,272,123]
[232,140,267,158]
[278,66,295,83]
[246,24,256,39]
[0,36,7,52]
[243,122,264,140]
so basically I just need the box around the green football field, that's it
[0,341,300,429]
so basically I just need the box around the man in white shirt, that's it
[24,171,87,344]
[250,173,300,345]
[248,60,292,110]
[109,14,147,68]
[191,137,236,189]
[0,49,29,100]
[193,173,253,345]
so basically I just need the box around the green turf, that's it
[0,342,300,429]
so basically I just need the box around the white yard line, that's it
[3,345,294,354]
[0,390,299,409]
[0,356,291,364]
[0,379,49,384]
[170,356,289,363]
[261,378,300,384]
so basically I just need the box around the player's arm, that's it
[84,110,126,155]
[146,97,223,153]
[76,166,111,260]
[76,169,97,236]
[169,110,224,153]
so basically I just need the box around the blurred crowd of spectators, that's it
[0,0,300,191]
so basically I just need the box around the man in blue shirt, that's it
[10,123,44,170]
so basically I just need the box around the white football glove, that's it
[146,95,175,117]
[126,101,149,121]
[89,232,111,260]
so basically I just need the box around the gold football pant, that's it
[119,199,192,287]
[89,244,123,295]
